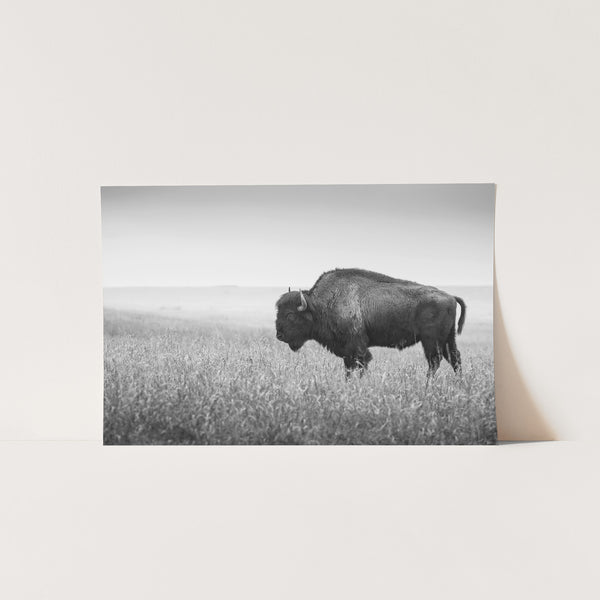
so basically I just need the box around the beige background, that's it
[1,1,598,598]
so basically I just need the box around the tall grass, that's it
[104,310,496,445]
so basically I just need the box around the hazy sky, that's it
[102,185,494,287]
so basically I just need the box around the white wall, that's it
[1,2,598,598]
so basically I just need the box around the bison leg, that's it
[343,356,357,378]
[443,330,462,374]
[422,339,442,383]
[343,350,372,378]
[357,349,373,372]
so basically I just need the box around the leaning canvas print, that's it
[102,184,496,445]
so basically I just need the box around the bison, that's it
[275,268,466,379]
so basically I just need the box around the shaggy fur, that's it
[275,268,466,378]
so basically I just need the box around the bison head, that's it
[275,289,313,351]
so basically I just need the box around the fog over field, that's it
[103,285,492,330]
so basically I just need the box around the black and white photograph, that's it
[102,184,496,445]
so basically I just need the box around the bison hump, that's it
[311,269,399,292]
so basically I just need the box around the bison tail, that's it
[454,296,466,335]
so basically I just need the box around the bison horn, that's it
[288,287,291,293]
[297,289,308,312]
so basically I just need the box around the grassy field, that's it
[104,307,496,445]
